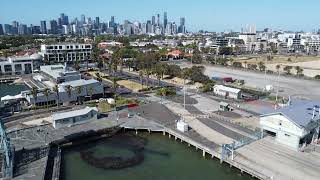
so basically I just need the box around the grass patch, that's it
[117,80,147,92]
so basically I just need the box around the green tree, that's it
[76,86,82,104]
[30,87,38,109]
[139,70,144,89]
[43,88,51,109]
[283,66,293,75]
[295,66,303,76]
[52,84,60,107]
[65,85,73,100]
[258,61,266,72]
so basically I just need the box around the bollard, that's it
[163,131,165,136]
[202,150,205,157]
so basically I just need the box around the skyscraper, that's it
[0,24,3,35]
[178,17,186,34]
[152,16,155,25]
[164,12,168,29]
[60,13,69,25]
[50,20,58,34]
[95,17,100,28]
[4,24,12,34]
[40,20,47,34]
[157,14,160,26]
[81,14,86,24]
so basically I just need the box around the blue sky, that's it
[1,0,320,32]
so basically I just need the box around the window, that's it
[4,65,12,72]
[14,64,22,71]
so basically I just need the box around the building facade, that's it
[0,54,42,76]
[40,43,92,63]
[260,101,320,151]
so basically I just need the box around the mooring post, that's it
[163,131,165,136]
[169,134,171,138]
[175,136,177,141]
[202,150,206,157]
[148,129,151,134]
[135,130,138,135]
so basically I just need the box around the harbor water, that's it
[62,132,253,180]
[0,83,28,98]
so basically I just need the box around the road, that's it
[179,62,320,100]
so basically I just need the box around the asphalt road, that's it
[179,62,320,100]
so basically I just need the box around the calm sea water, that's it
[0,83,28,98]
[62,133,253,180]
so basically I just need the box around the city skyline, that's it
[1,0,320,32]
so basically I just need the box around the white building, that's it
[52,106,99,129]
[213,85,241,99]
[25,64,104,107]
[0,54,42,75]
[260,101,320,151]
[40,43,92,63]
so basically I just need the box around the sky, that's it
[1,0,320,32]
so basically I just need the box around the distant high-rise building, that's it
[152,16,155,25]
[50,20,58,34]
[18,24,27,35]
[157,14,160,26]
[95,17,100,26]
[12,21,19,34]
[81,14,86,24]
[178,17,186,33]
[146,20,152,34]
[4,24,12,34]
[0,24,3,35]
[40,20,47,34]
[60,13,69,25]
[164,12,168,29]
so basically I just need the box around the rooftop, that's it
[262,100,320,129]
[52,106,98,121]
[214,85,241,94]
[40,65,78,79]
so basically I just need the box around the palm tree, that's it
[111,77,118,95]
[295,66,303,76]
[30,87,38,109]
[65,85,73,102]
[95,72,103,82]
[76,86,82,104]
[53,84,60,107]
[43,88,51,109]
[139,70,144,89]
[181,68,191,85]
[276,64,281,72]
[87,86,95,101]
[144,69,151,86]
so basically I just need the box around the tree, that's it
[276,64,281,72]
[76,86,82,104]
[52,84,60,107]
[258,61,266,72]
[295,66,303,77]
[110,77,118,95]
[283,66,293,75]
[65,85,73,101]
[30,87,38,109]
[232,62,243,68]
[219,47,233,55]
[191,53,202,64]
[87,86,95,101]
[248,64,257,70]
[43,88,51,109]
[139,70,144,89]
[95,72,103,82]
[181,68,191,85]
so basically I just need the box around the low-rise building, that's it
[213,85,241,99]
[24,65,104,107]
[0,54,42,75]
[40,43,92,63]
[52,106,99,129]
[260,101,320,151]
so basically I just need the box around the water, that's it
[0,83,28,98]
[62,133,253,180]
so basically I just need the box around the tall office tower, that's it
[4,24,12,34]
[60,13,69,25]
[110,16,115,26]
[40,20,47,34]
[50,20,58,34]
[163,12,168,29]
[152,16,155,25]
[95,17,100,27]
[81,14,86,24]
[0,24,3,35]
[12,21,19,34]
[178,17,186,33]
[157,14,160,26]
[146,20,152,33]
[18,24,27,35]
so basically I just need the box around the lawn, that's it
[117,80,147,92]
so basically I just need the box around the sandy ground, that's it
[266,60,320,77]
[117,80,146,92]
